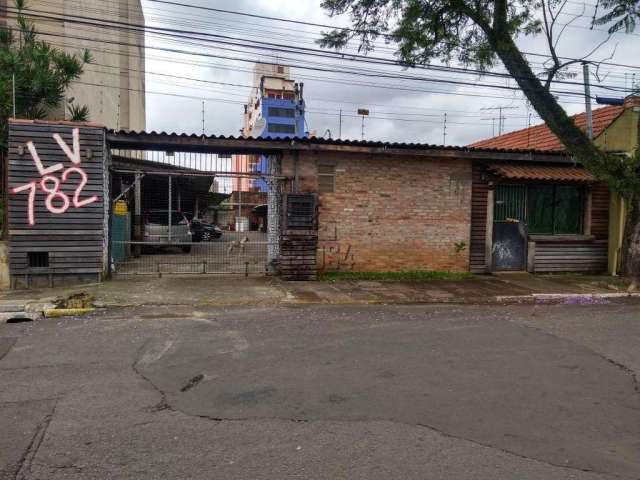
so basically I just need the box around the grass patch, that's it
[319,270,475,283]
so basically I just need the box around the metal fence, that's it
[109,150,285,277]
[112,233,272,276]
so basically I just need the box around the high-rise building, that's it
[233,63,306,192]
[0,0,146,131]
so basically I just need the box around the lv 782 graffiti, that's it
[11,128,99,226]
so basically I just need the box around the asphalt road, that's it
[1,301,639,479]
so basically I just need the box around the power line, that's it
[5,4,627,134]
[69,79,506,128]
[29,21,591,109]
[145,0,640,71]
[38,0,634,82]
[38,31,591,107]
[23,0,640,84]
[56,38,555,104]
[5,6,633,95]
[2,21,598,102]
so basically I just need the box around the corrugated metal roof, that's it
[488,164,596,182]
[469,105,625,151]
[107,129,570,156]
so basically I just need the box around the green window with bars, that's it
[494,184,584,235]
[527,184,584,234]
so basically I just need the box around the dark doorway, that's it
[492,221,527,271]
[492,185,527,271]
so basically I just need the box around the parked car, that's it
[143,210,192,253]
[190,217,223,242]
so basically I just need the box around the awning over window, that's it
[488,164,596,182]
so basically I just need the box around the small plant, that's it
[454,241,467,253]
[67,99,90,122]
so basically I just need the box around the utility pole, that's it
[12,73,16,118]
[442,113,447,145]
[357,108,369,141]
[582,62,593,139]
[338,109,342,139]
[202,100,205,135]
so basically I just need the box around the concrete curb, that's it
[75,292,640,309]
[4,291,638,316]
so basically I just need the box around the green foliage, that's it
[601,149,640,200]
[0,0,92,150]
[319,0,542,69]
[593,0,639,33]
[454,241,467,253]
[320,270,475,282]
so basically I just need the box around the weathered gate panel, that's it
[280,194,318,280]
[492,222,527,271]
[492,184,527,271]
[469,165,489,273]
[7,120,106,288]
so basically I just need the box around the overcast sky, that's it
[141,0,639,146]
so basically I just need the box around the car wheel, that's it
[181,245,192,253]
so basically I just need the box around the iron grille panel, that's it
[284,194,316,230]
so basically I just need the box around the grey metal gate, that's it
[109,151,281,276]
[111,236,272,276]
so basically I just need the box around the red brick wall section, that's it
[284,151,472,273]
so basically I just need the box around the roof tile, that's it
[469,105,624,151]
[489,164,596,182]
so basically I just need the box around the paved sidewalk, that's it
[0,273,635,315]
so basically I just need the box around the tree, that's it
[0,0,92,151]
[319,0,640,288]
[594,0,639,34]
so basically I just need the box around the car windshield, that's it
[147,211,186,225]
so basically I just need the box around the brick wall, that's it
[283,151,472,272]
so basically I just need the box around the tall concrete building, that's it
[233,63,306,192]
[0,0,146,131]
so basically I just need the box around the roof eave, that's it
[106,130,572,162]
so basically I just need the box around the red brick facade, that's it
[283,151,472,273]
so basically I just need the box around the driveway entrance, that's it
[108,148,282,277]
[113,232,270,276]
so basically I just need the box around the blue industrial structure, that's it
[252,95,306,191]
[242,72,306,192]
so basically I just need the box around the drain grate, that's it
[6,316,34,324]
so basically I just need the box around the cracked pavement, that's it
[1,301,640,479]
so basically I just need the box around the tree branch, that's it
[540,0,562,90]
[539,0,612,90]
[591,42,619,83]
[553,1,585,50]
